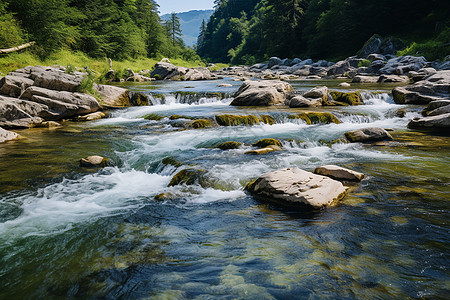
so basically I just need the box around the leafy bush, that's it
[397,27,450,61]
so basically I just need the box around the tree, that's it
[165,12,183,47]
[197,19,207,51]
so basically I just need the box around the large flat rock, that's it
[246,167,348,208]
[231,80,293,106]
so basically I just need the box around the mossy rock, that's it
[252,138,282,148]
[192,119,213,129]
[329,91,362,105]
[259,115,275,125]
[170,115,194,120]
[130,93,149,106]
[143,113,164,121]
[245,180,257,192]
[215,114,260,126]
[154,193,172,201]
[217,141,242,150]
[288,112,341,125]
[162,157,183,168]
[245,145,282,155]
[168,168,207,187]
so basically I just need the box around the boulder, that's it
[24,66,84,92]
[304,86,328,101]
[245,145,282,155]
[352,75,379,83]
[327,60,352,76]
[314,165,364,182]
[246,167,347,208]
[215,114,272,126]
[76,111,106,121]
[392,70,450,104]
[422,100,450,116]
[95,84,130,108]
[184,68,214,81]
[329,91,362,105]
[230,80,293,106]
[288,96,322,108]
[0,75,35,97]
[0,127,18,143]
[268,57,283,68]
[0,95,46,128]
[288,112,340,125]
[345,127,393,143]
[150,62,187,80]
[377,75,410,83]
[408,113,450,130]
[367,54,386,62]
[79,155,108,168]
[409,68,437,82]
[378,56,427,75]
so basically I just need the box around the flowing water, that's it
[0,78,449,299]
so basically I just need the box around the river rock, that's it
[168,168,207,187]
[20,86,100,120]
[408,113,450,130]
[245,145,282,155]
[0,75,35,97]
[77,111,106,121]
[409,68,437,82]
[150,61,187,80]
[95,84,130,107]
[0,127,18,143]
[184,68,214,81]
[0,95,46,128]
[378,56,427,75]
[314,165,364,182]
[345,127,393,143]
[288,96,322,108]
[327,60,352,76]
[304,86,328,101]
[377,75,410,83]
[367,53,386,62]
[352,75,379,83]
[231,80,294,106]
[79,155,108,168]
[246,167,348,208]
[268,57,283,68]
[339,82,351,87]
[392,70,450,104]
[422,100,450,116]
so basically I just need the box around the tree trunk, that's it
[0,42,36,54]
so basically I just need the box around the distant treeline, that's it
[0,0,200,61]
[197,0,450,63]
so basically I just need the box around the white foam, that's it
[0,169,171,238]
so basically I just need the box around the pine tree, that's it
[165,12,183,47]
[197,19,207,51]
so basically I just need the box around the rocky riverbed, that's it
[0,57,449,298]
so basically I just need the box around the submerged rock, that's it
[352,76,378,83]
[314,165,364,182]
[345,127,393,143]
[168,168,207,187]
[80,155,108,168]
[0,127,18,143]
[252,138,282,148]
[246,167,347,209]
[288,95,322,108]
[215,114,273,126]
[216,141,242,150]
[230,80,293,106]
[76,111,106,121]
[288,112,341,125]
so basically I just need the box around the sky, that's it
[156,0,214,15]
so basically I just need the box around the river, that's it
[0,78,449,299]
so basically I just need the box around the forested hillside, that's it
[198,0,450,64]
[162,10,213,47]
[0,0,199,61]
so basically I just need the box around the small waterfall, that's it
[147,92,233,105]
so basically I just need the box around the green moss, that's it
[330,91,362,105]
[130,93,148,106]
[152,74,161,80]
[288,112,341,125]
[245,180,257,192]
[252,138,282,148]
[259,115,275,125]
[162,157,183,168]
[215,114,260,126]
[217,141,242,150]
[169,115,194,120]
[168,168,206,187]
[358,59,371,68]
[143,113,164,121]
[192,119,212,129]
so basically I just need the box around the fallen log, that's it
[0,42,36,54]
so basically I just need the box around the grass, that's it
[0,49,207,77]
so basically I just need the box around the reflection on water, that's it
[0,80,449,299]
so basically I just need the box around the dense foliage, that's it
[0,0,200,61]
[198,0,450,63]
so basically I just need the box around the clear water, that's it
[0,79,449,299]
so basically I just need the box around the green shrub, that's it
[358,59,371,68]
